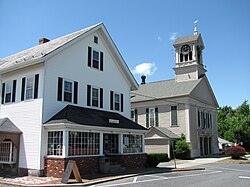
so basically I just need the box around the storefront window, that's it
[68,131,100,156]
[47,131,63,156]
[123,134,142,153]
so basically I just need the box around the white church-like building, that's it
[131,24,220,158]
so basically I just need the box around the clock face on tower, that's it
[181,45,191,53]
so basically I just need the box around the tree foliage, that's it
[174,134,191,159]
[218,100,250,148]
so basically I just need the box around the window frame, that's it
[123,134,143,154]
[149,107,155,127]
[114,93,120,111]
[92,49,100,69]
[171,105,178,127]
[63,79,73,103]
[94,36,98,44]
[0,140,15,164]
[4,81,12,104]
[25,75,35,100]
[68,131,100,156]
[91,86,99,107]
[47,131,63,156]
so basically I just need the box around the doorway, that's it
[103,134,119,155]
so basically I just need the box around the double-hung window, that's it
[57,77,78,104]
[87,85,103,108]
[5,82,12,103]
[110,91,123,112]
[88,47,103,71]
[114,93,120,111]
[171,106,178,126]
[92,50,99,69]
[21,74,39,101]
[2,80,17,104]
[63,80,73,102]
[146,107,158,128]
[92,87,99,107]
[25,76,34,100]
[131,109,138,123]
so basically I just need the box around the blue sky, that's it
[0,0,249,108]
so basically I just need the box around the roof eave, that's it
[0,58,44,74]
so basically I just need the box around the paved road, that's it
[92,162,250,187]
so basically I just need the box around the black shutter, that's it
[146,108,149,128]
[100,52,103,71]
[110,91,113,110]
[155,107,159,127]
[21,77,26,101]
[1,83,5,104]
[121,93,124,112]
[87,85,91,106]
[73,81,78,104]
[57,77,63,101]
[88,47,92,67]
[100,88,103,108]
[12,80,17,102]
[34,74,39,99]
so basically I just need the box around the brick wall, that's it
[44,154,147,178]
[44,156,99,178]
[109,153,147,168]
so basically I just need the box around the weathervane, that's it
[194,19,199,35]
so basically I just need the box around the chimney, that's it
[39,38,50,45]
[141,75,146,85]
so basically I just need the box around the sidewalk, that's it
[0,155,232,187]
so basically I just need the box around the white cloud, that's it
[157,36,163,42]
[132,62,157,76]
[169,32,177,41]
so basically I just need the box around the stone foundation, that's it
[44,153,147,178]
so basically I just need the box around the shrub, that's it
[174,134,191,159]
[226,145,246,159]
[146,153,169,167]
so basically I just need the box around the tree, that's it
[218,100,250,149]
[174,134,191,159]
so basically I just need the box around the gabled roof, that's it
[145,126,179,139]
[131,79,201,102]
[45,105,147,131]
[1,23,100,71]
[0,118,22,134]
[1,23,138,90]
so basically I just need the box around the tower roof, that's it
[173,33,204,47]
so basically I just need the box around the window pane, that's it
[93,50,99,69]
[64,81,72,92]
[123,134,142,153]
[47,131,63,156]
[92,88,99,107]
[68,131,100,156]
[114,94,120,111]
[149,108,155,126]
[171,106,178,126]
[5,82,12,103]
[26,77,34,100]
[64,81,72,102]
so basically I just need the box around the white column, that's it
[185,104,191,142]
[63,129,68,157]
[99,133,103,156]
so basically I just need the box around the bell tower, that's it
[173,20,206,82]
